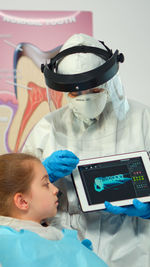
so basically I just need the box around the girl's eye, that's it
[44,183,50,188]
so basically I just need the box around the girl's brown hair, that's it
[0,152,40,216]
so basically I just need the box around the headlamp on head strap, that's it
[41,41,124,92]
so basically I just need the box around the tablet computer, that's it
[71,151,150,212]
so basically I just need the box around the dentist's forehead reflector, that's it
[41,41,124,92]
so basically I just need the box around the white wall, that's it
[1,0,150,106]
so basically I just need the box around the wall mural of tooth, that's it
[0,10,93,153]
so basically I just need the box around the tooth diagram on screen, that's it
[94,174,132,192]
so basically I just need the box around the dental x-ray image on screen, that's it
[72,151,150,212]
[79,164,135,205]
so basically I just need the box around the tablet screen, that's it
[78,156,150,205]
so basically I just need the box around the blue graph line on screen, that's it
[94,174,132,192]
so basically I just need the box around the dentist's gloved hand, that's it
[42,150,79,183]
[104,199,150,219]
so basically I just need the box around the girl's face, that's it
[27,161,59,223]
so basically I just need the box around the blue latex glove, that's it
[104,199,150,219]
[42,150,79,183]
[81,239,93,251]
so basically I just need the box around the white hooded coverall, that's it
[23,34,150,267]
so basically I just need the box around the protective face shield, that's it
[41,33,129,122]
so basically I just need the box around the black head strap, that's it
[41,41,124,92]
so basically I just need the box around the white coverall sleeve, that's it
[143,107,150,152]
[22,124,44,160]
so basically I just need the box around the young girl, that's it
[0,152,64,240]
[0,152,108,267]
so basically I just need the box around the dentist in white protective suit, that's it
[22,33,150,267]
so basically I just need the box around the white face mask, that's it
[67,90,108,121]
